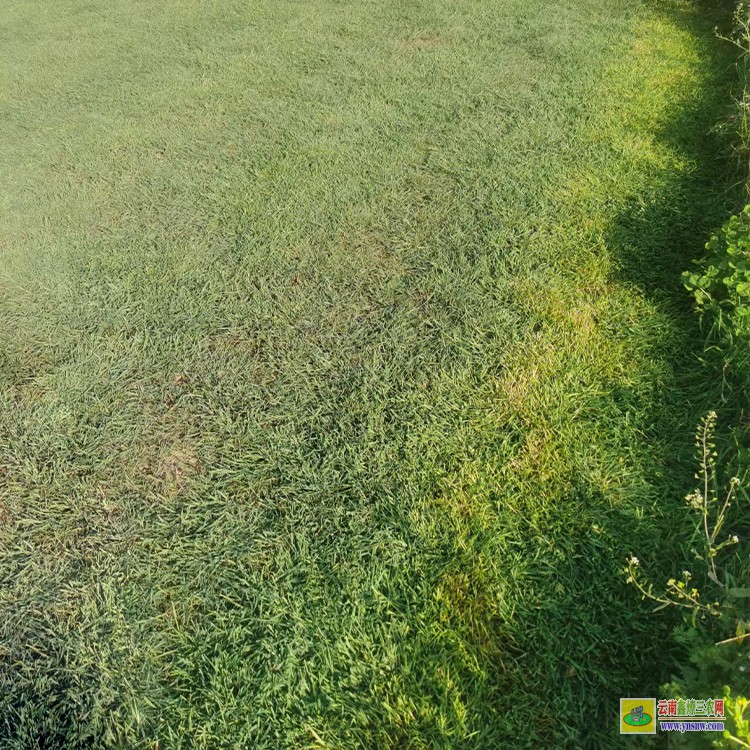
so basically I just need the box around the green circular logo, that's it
[623,711,652,727]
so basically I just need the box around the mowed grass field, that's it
[0,0,742,747]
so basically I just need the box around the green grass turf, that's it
[0,0,744,747]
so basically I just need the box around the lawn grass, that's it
[0,0,743,747]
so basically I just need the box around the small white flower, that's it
[731,535,740,544]
[629,556,640,567]
[686,491,703,509]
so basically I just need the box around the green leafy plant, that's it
[683,206,750,344]
[686,2,750,357]
[661,658,750,749]
[725,690,750,748]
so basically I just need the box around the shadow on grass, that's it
[610,0,741,372]
[377,6,750,747]
[606,0,750,506]
[589,0,745,734]
[472,4,749,746]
